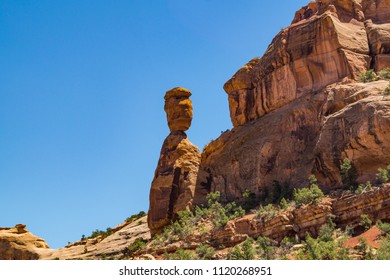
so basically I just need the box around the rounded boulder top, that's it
[164,87,192,100]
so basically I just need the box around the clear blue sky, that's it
[1,0,309,248]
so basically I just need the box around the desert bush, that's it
[242,190,257,212]
[260,181,292,205]
[356,237,374,260]
[227,238,255,260]
[384,84,390,95]
[376,234,390,260]
[164,249,197,260]
[256,236,276,260]
[122,238,147,257]
[358,69,377,83]
[199,191,245,227]
[359,214,372,230]
[378,68,390,80]
[340,158,357,189]
[256,204,279,221]
[293,176,324,206]
[125,211,146,223]
[376,165,390,185]
[354,181,372,194]
[376,221,390,234]
[279,197,289,209]
[195,244,215,260]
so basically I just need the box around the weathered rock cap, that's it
[164,87,192,100]
[164,87,193,132]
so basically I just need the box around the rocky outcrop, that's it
[148,87,201,235]
[0,224,49,260]
[38,216,150,260]
[194,0,390,204]
[192,184,390,249]
[223,184,390,244]
[365,20,390,71]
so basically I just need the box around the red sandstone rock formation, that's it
[194,0,390,204]
[148,87,201,235]
[0,224,49,260]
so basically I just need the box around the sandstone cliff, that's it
[194,0,390,204]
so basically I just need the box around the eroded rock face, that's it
[0,224,49,260]
[194,0,390,204]
[148,88,200,235]
[224,0,390,127]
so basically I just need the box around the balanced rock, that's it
[148,87,200,235]
[165,87,193,132]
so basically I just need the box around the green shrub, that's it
[293,176,324,206]
[88,228,114,239]
[122,238,147,257]
[164,249,197,260]
[279,197,289,209]
[376,165,390,185]
[260,181,292,205]
[376,221,390,234]
[298,230,350,260]
[256,204,279,221]
[354,181,372,194]
[318,219,336,242]
[340,158,357,189]
[384,84,390,95]
[126,211,146,223]
[354,184,364,194]
[356,237,374,260]
[227,238,255,260]
[242,190,257,212]
[358,69,377,83]
[256,236,276,260]
[195,244,215,260]
[201,191,245,227]
[359,214,372,230]
[376,235,390,260]
[378,68,390,80]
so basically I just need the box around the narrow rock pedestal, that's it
[147,87,200,235]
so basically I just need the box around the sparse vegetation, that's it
[195,244,215,260]
[354,181,372,194]
[378,68,390,80]
[195,191,245,228]
[384,84,390,95]
[376,165,390,185]
[164,249,197,260]
[242,190,257,212]
[125,211,146,223]
[359,214,372,230]
[227,238,255,260]
[88,227,113,239]
[358,69,378,83]
[296,221,351,260]
[376,234,390,260]
[293,175,324,206]
[122,238,147,257]
[340,158,357,190]
[260,181,292,205]
[255,204,279,221]
[376,221,390,234]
